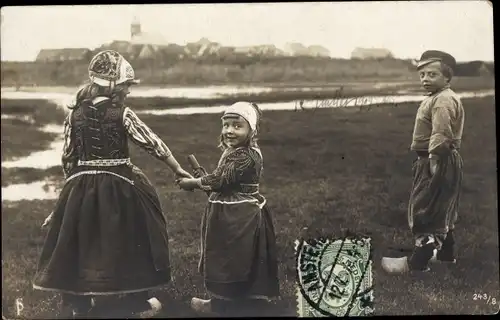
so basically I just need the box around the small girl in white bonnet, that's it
[177,101,280,316]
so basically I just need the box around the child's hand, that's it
[175,167,193,179]
[177,178,197,191]
[193,167,208,178]
[429,158,438,175]
[41,212,54,229]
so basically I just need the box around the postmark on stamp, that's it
[295,235,374,317]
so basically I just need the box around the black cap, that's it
[417,50,456,71]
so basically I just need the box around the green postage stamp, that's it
[295,236,374,317]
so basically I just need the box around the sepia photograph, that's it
[1,1,497,318]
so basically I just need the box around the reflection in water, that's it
[0,91,75,110]
[1,180,59,201]
[1,123,64,202]
[1,114,35,124]
[2,139,64,169]
[2,125,64,169]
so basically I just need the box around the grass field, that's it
[1,94,499,318]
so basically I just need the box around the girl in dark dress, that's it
[177,101,280,317]
[33,50,193,318]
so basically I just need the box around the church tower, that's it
[131,16,141,40]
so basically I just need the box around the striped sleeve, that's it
[61,110,77,178]
[123,107,172,161]
[200,148,254,191]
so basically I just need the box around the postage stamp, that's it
[295,236,374,317]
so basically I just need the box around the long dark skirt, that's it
[198,198,280,300]
[408,150,463,243]
[32,164,171,295]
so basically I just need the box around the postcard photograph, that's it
[1,2,497,318]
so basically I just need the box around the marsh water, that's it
[1,87,495,202]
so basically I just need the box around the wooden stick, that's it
[187,154,201,170]
[187,154,210,196]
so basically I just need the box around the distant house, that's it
[126,44,143,60]
[351,47,393,60]
[162,44,185,59]
[36,48,92,62]
[204,42,223,56]
[282,43,329,57]
[187,38,222,57]
[96,41,135,60]
[131,32,169,46]
[229,45,283,58]
[233,46,255,55]
[218,46,236,59]
[137,44,158,60]
[105,40,131,52]
[307,45,330,57]
[97,41,164,61]
[252,45,285,57]
[196,37,212,47]
[284,42,309,56]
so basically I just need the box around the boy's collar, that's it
[425,83,451,96]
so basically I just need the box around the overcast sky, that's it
[1,2,494,62]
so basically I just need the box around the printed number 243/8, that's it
[473,293,497,305]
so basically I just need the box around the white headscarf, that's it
[220,101,263,165]
[222,101,258,131]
